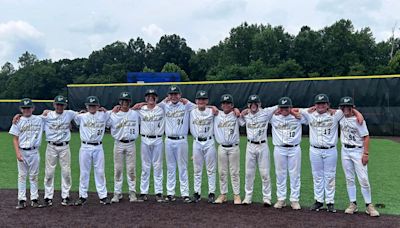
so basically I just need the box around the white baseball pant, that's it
[165,138,189,197]
[17,149,40,201]
[244,142,272,202]
[113,141,136,194]
[341,147,372,204]
[79,144,108,199]
[273,145,301,202]
[309,146,337,204]
[44,144,71,199]
[193,140,216,195]
[140,141,163,194]
[217,145,240,195]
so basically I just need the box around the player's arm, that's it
[362,135,370,166]
[353,109,364,125]
[12,114,22,124]
[131,102,146,110]
[13,136,23,162]
[207,105,219,116]
[233,108,241,117]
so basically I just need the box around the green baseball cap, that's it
[85,96,100,106]
[278,97,293,108]
[339,96,354,106]
[220,94,234,104]
[314,94,330,104]
[145,89,158,97]
[196,90,208,99]
[168,85,181,94]
[54,95,67,105]
[247,94,261,103]
[119,92,132,100]
[19,98,34,108]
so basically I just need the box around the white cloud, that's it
[69,14,118,34]
[141,24,165,44]
[47,48,74,61]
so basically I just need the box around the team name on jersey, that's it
[83,121,106,128]
[20,123,42,132]
[218,120,236,128]
[142,114,163,122]
[275,122,298,131]
[247,121,267,129]
[166,110,185,118]
[309,117,333,128]
[48,123,70,131]
[341,124,358,135]
[192,119,212,126]
[116,118,138,129]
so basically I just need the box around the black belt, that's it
[82,141,102,146]
[280,144,299,148]
[196,136,212,142]
[48,141,69,146]
[167,136,185,140]
[344,144,363,149]
[119,139,135,143]
[248,140,266,144]
[141,135,162,139]
[312,145,335,149]
[20,146,37,151]
[221,144,239,148]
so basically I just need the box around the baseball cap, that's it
[145,89,158,97]
[54,95,67,105]
[314,94,329,104]
[19,98,34,108]
[220,94,234,104]
[339,96,354,106]
[168,85,181,94]
[119,92,132,100]
[247,94,261,103]
[195,90,208,99]
[278,97,293,108]
[85,96,100,106]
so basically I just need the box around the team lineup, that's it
[9,85,380,217]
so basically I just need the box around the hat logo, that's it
[171,86,176,91]
[89,98,95,103]
[24,100,29,105]
[58,97,63,101]
[149,89,154,93]
[281,99,287,104]
[251,95,257,100]
[224,96,229,100]
[200,91,205,96]
[122,92,128,97]
[344,98,350,103]
[318,95,324,100]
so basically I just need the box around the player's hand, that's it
[241,109,249,117]
[210,106,219,115]
[353,109,364,124]
[180,98,189,105]
[16,151,23,162]
[131,102,146,110]
[12,114,22,124]
[274,109,281,115]
[42,110,51,116]
[112,105,121,113]
[307,106,316,113]
[362,153,369,166]
[291,110,301,119]
[328,108,336,116]
[98,107,107,112]
[79,109,87,114]
[233,108,241,117]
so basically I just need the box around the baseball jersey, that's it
[190,107,214,139]
[270,114,307,146]
[214,110,239,145]
[107,110,140,141]
[239,106,277,142]
[340,116,369,147]
[9,115,44,149]
[301,109,344,147]
[42,110,77,142]
[159,101,196,137]
[74,111,110,143]
[138,105,165,144]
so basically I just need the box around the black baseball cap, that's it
[314,94,330,104]
[145,89,158,97]
[247,94,261,103]
[19,98,34,108]
[119,92,132,100]
[54,95,67,105]
[196,90,208,99]
[220,94,234,104]
[85,96,100,106]
[168,85,181,94]
[339,96,354,106]
[278,97,293,108]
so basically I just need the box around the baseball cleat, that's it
[345,202,358,214]
[183,196,192,203]
[310,201,324,211]
[290,201,301,210]
[165,195,176,202]
[208,193,215,204]
[155,193,164,203]
[233,195,242,205]
[137,194,148,202]
[111,193,123,203]
[274,200,286,209]
[16,200,26,210]
[242,198,252,205]
[366,204,380,217]
[214,194,227,204]
[43,198,53,207]
[31,199,43,208]
[263,199,272,207]
[129,191,138,202]
[61,197,71,206]
[193,192,201,203]
[99,197,111,205]
[74,197,87,206]
[326,203,336,213]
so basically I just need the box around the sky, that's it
[0,0,399,66]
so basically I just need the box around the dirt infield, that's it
[1,190,399,228]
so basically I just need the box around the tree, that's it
[1,62,15,75]
[161,62,189,81]
[18,51,38,68]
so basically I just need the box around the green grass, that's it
[0,132,399,215]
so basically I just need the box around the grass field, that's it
[0,132,399,215]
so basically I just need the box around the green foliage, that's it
[161,62,189,81]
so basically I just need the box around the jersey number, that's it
[324,128,331,135]
[97,130,103,135]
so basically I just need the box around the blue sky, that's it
[0,0,399,66]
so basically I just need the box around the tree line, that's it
[1,19,400,99]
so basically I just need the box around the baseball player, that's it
[108,92,140,203]
[158,85,195,203]
[190,90,216,203]
[136,89,165,203]
[300,94,363,212]
[9,98,44,209]
[74,96,111,206]
[213,94,242,205]
[338,96,379,217]
[238,94,277,206]
[271,97,306,210]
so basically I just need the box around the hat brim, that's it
[119,98,132,101]
[54,102,67,105]
[196,97,208,99]
[145,93,158,97]
[20,105,34,108]
[339,103,354,107]
[168,91,181,94]
[220,100,233,103]
[85,103,100,106]
[278,105,292,108]
[315,101,329,104]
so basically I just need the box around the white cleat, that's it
[274,200,286,209]
[344,202,358,214]
[366,204,380,217]
[290,201,301,210]
[111,193,123,203]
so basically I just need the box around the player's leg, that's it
[59,145,72,204]
[152,141,164,202]
[76,145,92,205]
[243,143,257,204]
[258,143,272,206]
[139,142,151,198]
[229,145,241,204]
[192,141,204,202]
[342,147,357,214]
[165,138,177,197]
[309,147,324,210]
[288,146,301,210]
[176,139,190,199]
[28,150,41,207]
[93,145,108,203]
[204,142,216,203]
[216,145,228,203]
[44,145,57,203]
[112,141,124,203]
[125,142,137,202]
[17,153,28,207]
[323,147,338,212]
[274,146,288,208]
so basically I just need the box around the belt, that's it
[119,139,135,143]
[311,145,335,150]
[141,135,162,139]
[248,140,266,144]
[221,144,239,148]
[195,136,212,142]
[82,141,102,146]
[167,136,185,140]
[279,144,299,148]
[48,141,69,146]
[20,146,37,151]
[343,144,363,149]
